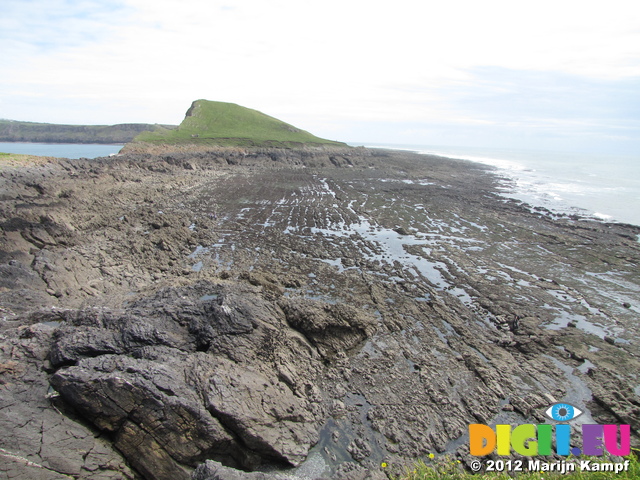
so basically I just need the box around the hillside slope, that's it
[0,119,175,144]
[130,100,347,148]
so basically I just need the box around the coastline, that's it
[356,143,640,228]
[0,147,638,479]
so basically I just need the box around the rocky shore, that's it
[1,147,639,479]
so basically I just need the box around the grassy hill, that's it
[131,100,347,148]
[0,119,175,144]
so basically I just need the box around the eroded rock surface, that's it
[1,147,639,479]
[45,281,358,477]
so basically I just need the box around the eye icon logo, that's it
[545,403,583,422]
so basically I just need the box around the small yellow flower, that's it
[428,453,435,459]
[381,462,388,468]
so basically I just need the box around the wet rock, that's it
[588,367,640,430]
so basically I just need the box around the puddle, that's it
[468,346,490,364]
[405,358,420,372]
[41,320,63,328]
[303,216,473,298]
[577,359,596,374]
[259,448,331,479]
[545,355,595,425]
[192,261,203,272]
[358,339,383,359]
[542,309,610,339]
[200,294,219,302]
[188,245,209,258]
[432,326,447,343]
[316,257,351,273]
[414,294,431,302]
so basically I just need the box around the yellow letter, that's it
[496,424,512,455]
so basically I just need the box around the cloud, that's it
[0,0,128,53]
[444,67,640,123]
[1,0,639,153]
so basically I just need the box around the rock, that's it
[1,147,640,480]
[588,367,640,430]
[205,358,319,466]
[50,355,241,480]
[0,323,136,480]
[192,460,286,480]
[44,281,326,477]
[279,299,376,359]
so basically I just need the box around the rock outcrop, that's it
[1,147,639,479]
[43,281,375,478]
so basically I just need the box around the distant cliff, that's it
[0,119,176,144]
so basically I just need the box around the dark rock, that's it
[192,460,285,480]
[0,323,136,479]
[43,282,326,477]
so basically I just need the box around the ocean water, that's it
[0,142,123,159]
[358,143,640,227]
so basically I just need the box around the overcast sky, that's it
[1,0,639,153]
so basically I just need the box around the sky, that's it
[1,0,639,154]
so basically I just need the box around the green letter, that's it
[537,424,552,455]
[511,424,537,455]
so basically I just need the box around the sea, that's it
[0,142,123,160]
[357,143,640,228]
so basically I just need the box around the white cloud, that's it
[1,0,639,151]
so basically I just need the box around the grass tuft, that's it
[0,152,54,168]
[390,453,640,480]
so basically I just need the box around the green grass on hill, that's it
[390,453,640,480]
[132,100,347,148]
